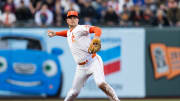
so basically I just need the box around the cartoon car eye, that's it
[0,56,7,73]
[43,60,58,77]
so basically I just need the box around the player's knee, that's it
[68,89,80,97]
[97,81,107,89]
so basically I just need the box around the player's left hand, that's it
[88,37,101,54]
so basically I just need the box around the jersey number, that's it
[71,34,75,42]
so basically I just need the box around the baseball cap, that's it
[67,10,79,18]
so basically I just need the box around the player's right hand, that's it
[48,30,56,37]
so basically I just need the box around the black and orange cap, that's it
[67,11,79,18]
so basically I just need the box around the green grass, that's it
[75,99,180,101]
[0,99,180,101]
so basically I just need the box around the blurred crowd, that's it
[0,0,180,27]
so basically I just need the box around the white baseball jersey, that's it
[67,25,92,64]
[63,25,120,101]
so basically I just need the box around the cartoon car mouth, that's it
[6,79,41,87]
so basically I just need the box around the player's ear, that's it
[66,18,68,24]
[77,18,79,22]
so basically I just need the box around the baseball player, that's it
[48,10,120,101]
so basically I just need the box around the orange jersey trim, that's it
[89,26,102,37]
[56,30,68,37]
[92,53,96,58]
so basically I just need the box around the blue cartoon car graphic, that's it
[0,33,63,97]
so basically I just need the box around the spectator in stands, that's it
[0,9,2,26]
[80,0,96,25]
[178,1,180,8]
[34,3,53,27]
[77,0,85,11]
[2,0,15,13]
[167,0,180,26]
[133,0,144,5]
[119,0,134,13]
[143,0,157,12]
[92,0,106,24]
[0,0,5,11]
[44,0,55,11]
[92,0,102,10]
[29,0,43,15]
[159,3,168,14]
[54,0,63,26]
[76,0,85,24]
[152,9,170,27]
[157,2,168,22]
[0,5,16,27]
[119,4,131,26]
[157,0,167,10]
[61,0,80,14]
[15,0,32,23]
[130,4,143,26]
[14,0,30,9]
[104,6,119,26]
[142,7,154,26]
[157,0,167,5]
[69,2,80,13]
[107,0,119,14]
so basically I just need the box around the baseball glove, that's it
[88,38,101,54]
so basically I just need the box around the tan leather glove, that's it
[88,38,101,54]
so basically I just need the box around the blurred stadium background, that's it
[1,0,180,27]
[0,0,180,101]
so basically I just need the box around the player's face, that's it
[66,16,79,27]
